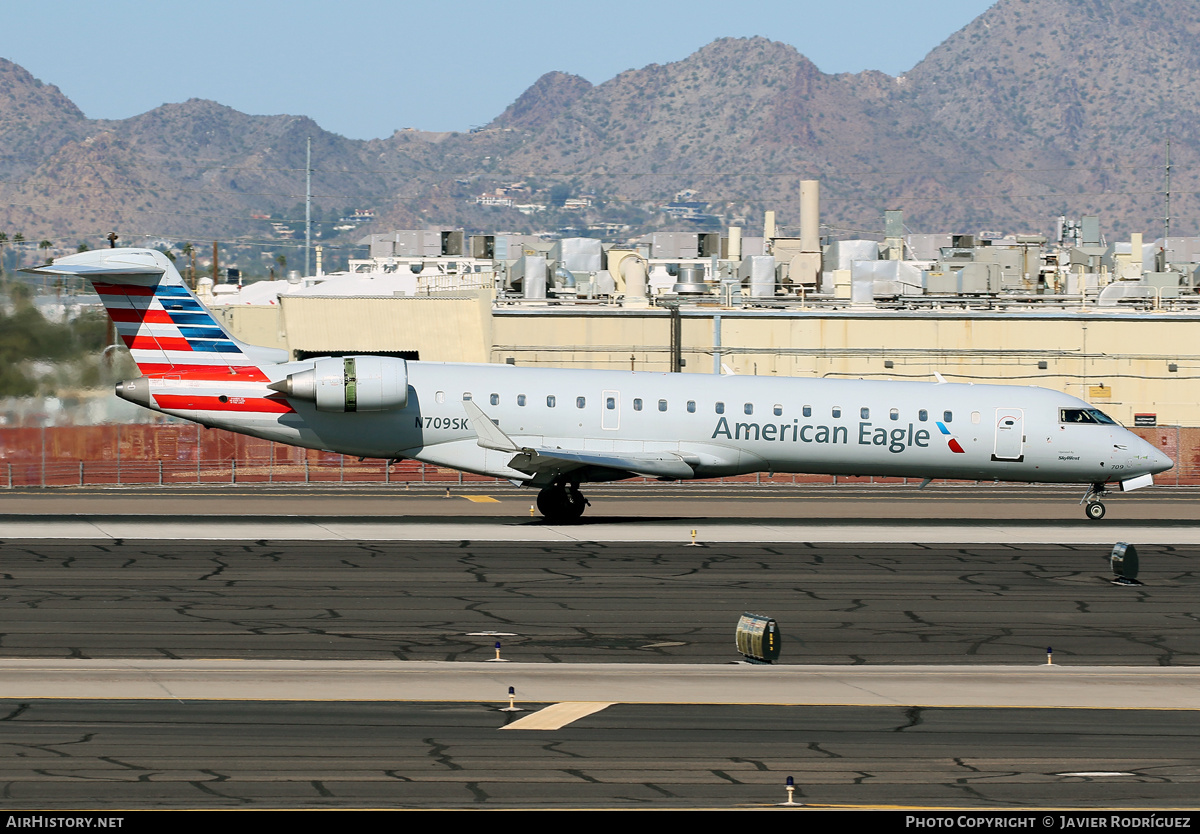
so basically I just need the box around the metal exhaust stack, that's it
[791,180,822,287]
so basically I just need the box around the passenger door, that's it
[992,408,1025,461]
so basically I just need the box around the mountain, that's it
[1,0,1198,248]
[0,58,87,181]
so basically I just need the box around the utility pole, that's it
[212,241,219,285]
[1164,138,1172,240]
[305,136,312,278]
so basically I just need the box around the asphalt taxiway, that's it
[1,486,1198,809]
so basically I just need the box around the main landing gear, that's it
[1081,482,1110,520]
[536,481,589,522]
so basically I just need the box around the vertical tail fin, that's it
[25,248,286,379]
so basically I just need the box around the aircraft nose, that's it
[1135,435,1173,474]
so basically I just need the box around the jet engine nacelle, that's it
[271,355,409,412]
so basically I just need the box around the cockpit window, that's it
[1060,408,1118,425]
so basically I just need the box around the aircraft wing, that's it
[462,400,697,480]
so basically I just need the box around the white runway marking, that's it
[501,702,616,730]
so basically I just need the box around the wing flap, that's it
[461,400,697,479]
[510,448,697,480]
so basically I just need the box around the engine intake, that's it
[269,356,408,412]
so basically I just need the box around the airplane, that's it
[27,248,1173,521]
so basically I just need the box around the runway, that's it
[7,700,1199,809]
[3,484,1198,544]
[1,487,1198,808]
[1,540,1197,665]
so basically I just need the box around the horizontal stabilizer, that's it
[22,250,167,286]
[22,262,163,278]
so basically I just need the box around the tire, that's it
[1085,501,1106,520]
[536,487,587,522]
[561,488,586,520]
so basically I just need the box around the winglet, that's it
[933,372,948,384]
[463,400,520,452]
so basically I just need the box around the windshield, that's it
[1060,408,1119,426]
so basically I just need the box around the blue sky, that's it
[2,0,995,140]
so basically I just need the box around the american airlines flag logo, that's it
[935,421,965,453]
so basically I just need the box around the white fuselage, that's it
[143,361,1171,489]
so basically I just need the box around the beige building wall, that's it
[490,311,1200,426]
[211,305,288,352]
[219,291,494,362]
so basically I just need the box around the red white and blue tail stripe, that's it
[27,248,286,380]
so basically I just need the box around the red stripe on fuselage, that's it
[153,394,295,414]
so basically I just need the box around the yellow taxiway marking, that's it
[501,701,616,730]
[463,495,500,503]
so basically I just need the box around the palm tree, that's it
[38,239,53,264]
[0,232,7,276]
[12,233,23,270]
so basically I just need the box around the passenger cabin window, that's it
[606,397,616,410]
[744,403,753,415]
[658,399,668,412]
[547,395,556,408]
[861,407,870,419]
[890,408,899,421]
[462,393,473,401]
[633,398,643,412]
[832,406,842,418]
[517,394,526,407]
[576,396,586,409]
[490,394,499,406]
[773,404,783,417]
[943,411,953,423]
[971,411,981,424]
[435,391,445,404]
[918,409,928,422]
[803,405,812,418]
[715,402,725,414]
[687,400,696,413]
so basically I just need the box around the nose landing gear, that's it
[536,481,589,522]
[1081,483,1110,520]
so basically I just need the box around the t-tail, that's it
[25,248,287,383]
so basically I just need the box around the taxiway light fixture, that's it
[736,612,780,664]
[1110,542,1141,585]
